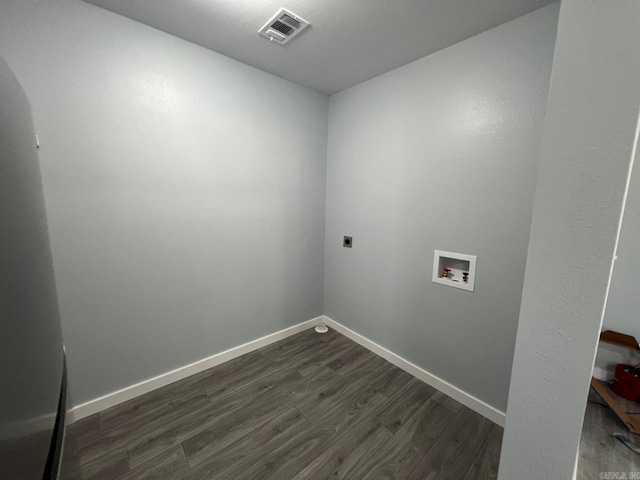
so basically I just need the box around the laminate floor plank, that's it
[80,445,128,480]
[578,392,640,479]
[178,397,288,469]
[432,390,464,414]
[290,416,392,480]
[296,355,390,422]
[117,446,189,480]
[180,407,310,479]
[231,390,387,480]
[259,338,323,367]
[463,424,504,480]
[82,351,275,465]
[163,349,268,399]
[200,351,283,399]
[69,414,100,445]
[286,365,340,404]
[62,328,504,480]
[61,414,87,478]
[371,365,415,398]
[60,467,83,480]
[267,337,349,374]
[406,406,494,480]
[259,329,330,359]
[353,398,458,480]
[127,368,303,468]
[326,344,376,375]
[372,376,436,433]
[78,393,211,467]
[99,383,208,434]
[295,336,355,376]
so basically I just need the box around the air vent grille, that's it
[279,14,301,29]
[259,8,310,45]
[271,20,294,36]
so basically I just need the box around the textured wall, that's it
[0,0,328,405]
[498,1,640,478]
[594,162,640,381]
[0,56,64,478]
[323,4,559,413]
[602,159,640,341]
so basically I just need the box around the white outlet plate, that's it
[432,250,477,292]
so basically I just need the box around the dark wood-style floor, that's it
[61,328,503,480]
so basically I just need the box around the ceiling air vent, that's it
[259,8,310,45]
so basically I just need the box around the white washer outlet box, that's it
[432,250,477,292]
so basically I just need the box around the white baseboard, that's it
[322,316,506,427]
[67,316,322,424]
[69,314,506,427]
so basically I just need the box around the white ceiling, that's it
[84,0,555,95]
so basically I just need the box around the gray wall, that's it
[0,56,65,479]
[0,0,329,405]
[602,160,640,341]
[593,162,640,381]
[324,4,559,412]
[498,1,640,478]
